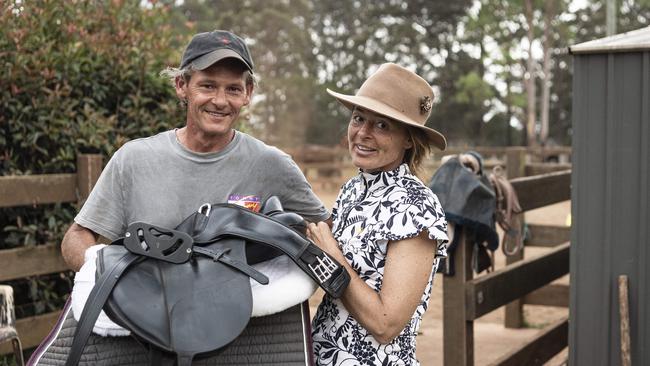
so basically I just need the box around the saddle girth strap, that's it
[191,204,350,298]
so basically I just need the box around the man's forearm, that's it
[61,223,98,272]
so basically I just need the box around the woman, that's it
[308,63,449,366]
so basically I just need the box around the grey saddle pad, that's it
[29,299,314,366]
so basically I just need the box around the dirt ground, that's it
[308,186,570,366]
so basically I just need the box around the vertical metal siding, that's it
[610,53,643,366]
[571,50,650,366]
[571,54,609,366]
[632,52,650,365]
[603,53,615,366]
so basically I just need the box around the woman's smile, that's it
[347,108,412,173]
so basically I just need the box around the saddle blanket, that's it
[29,300,314,365]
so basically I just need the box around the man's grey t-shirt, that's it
[76,130,328,240]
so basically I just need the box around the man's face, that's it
[175,61,252,144]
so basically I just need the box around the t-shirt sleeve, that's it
[74,150,126,240]
[273,154,330,223]
[380,188,449,258]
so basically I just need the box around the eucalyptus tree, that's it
[549,0,650,145]
[173,0,473,146]
[307,0,473,145]
[460,0,576,146]
[173,0,319,147]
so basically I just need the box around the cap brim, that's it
[327,88,447,151]
[191,49,253,73]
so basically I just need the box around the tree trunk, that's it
[506,75,513,146]
[524,0,537,147]
[540,0,556,145]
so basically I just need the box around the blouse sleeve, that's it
[378,187,449,258]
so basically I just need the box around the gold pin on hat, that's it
[420,96,432,114]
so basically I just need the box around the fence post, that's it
[443,229,474,366]
[504,147,526,328]
[76,154,103,205]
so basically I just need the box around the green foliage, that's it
[174,0,473,146]
[1,0,184,175]
[454,71,494,104]
[0,0,185,324]
[308,0,473,145]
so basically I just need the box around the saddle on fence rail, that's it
[429,155,499,275]
[62,197,350,366]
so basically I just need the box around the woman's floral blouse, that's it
[312,164,448,366]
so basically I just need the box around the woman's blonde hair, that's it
[404,127,433,179]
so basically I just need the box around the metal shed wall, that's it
[570,50,650,365]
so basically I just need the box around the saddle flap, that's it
[99,238,253,360]
[170,276,252,354]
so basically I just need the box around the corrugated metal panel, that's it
[571,50,650,366]
[571,54,608,366]
[632,52,650,365]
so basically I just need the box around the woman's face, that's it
[347,107,412,173]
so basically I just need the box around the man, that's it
[61,30,328,271]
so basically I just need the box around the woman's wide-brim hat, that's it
[327,63,447,150]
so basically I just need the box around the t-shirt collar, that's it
[170,129,241,162]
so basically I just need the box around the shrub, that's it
[0,0,187,340]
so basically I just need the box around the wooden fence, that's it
[1,146,571,360]
[0,154,102,355]
[295,146,572,191]
[442,148,571,366]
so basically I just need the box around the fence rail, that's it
[0,244,68,282]
[295,146,572,190]
[0,175,77,208]
[0,154,102,355]
[487,316,569,366]
[466,242,570,321]
[1,147,572,359]
[510,170,571,211]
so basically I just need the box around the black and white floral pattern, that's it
[312,164,448,366]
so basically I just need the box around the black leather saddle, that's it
[66,197,350,366]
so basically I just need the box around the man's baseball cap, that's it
[180,30,254,73]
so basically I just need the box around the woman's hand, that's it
[307,222,341,254]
